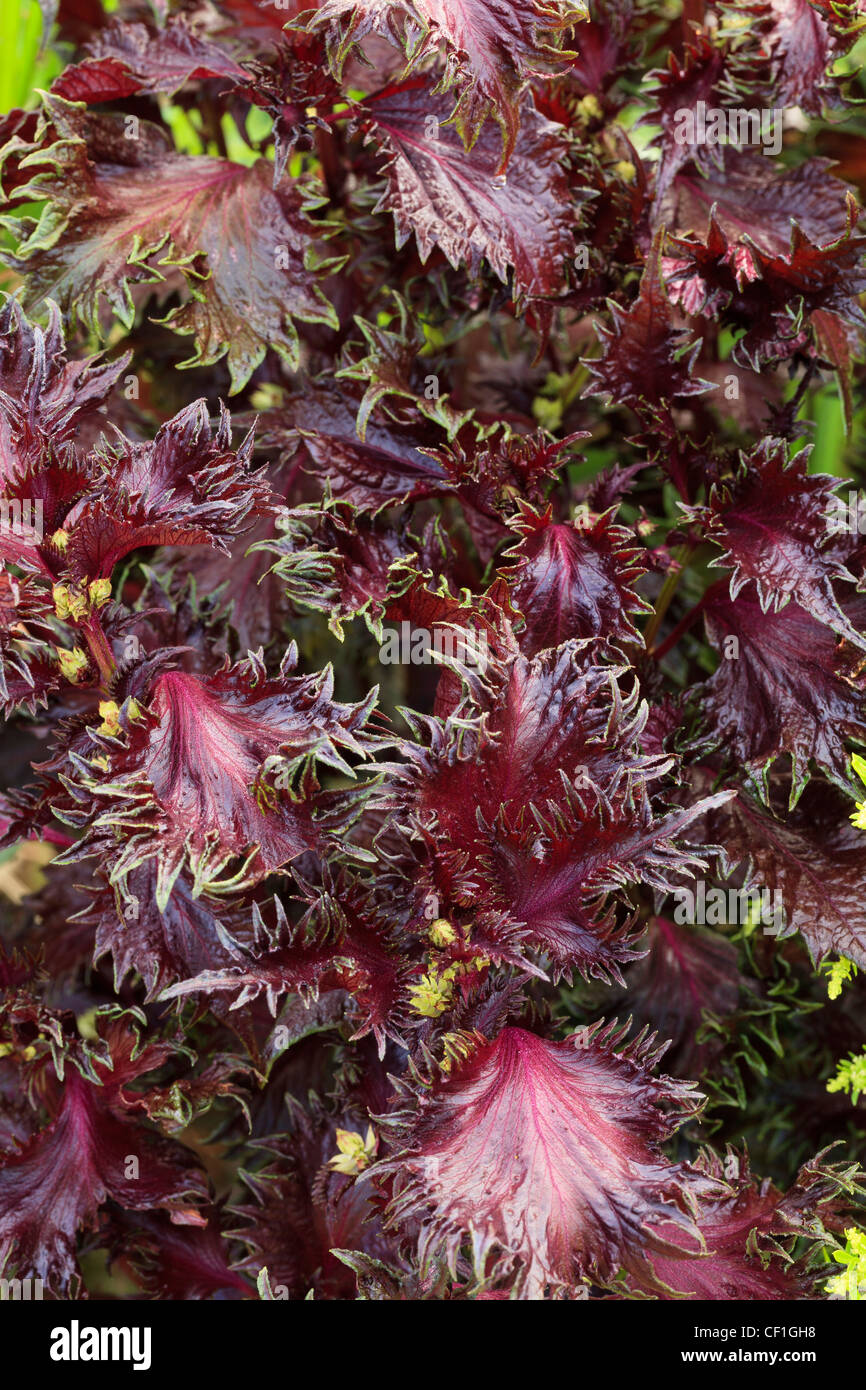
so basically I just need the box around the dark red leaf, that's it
[708,780,866,969]
[52,16,248,103]
[662,152,866,366]
[162,876,409,1050]
[685,438,864,647]
[0,1017,208,1288]
[501,500,650,655]
[382,1023,702,1296]
[231,1098,400,1299]
[628,1147,855,1299]
[65,400,273,583]
[700,586,866,799]
[362,82,575,302]
[7,98,340,393]
[388,638,733,977]
[58,651,379,905]
[586,234,713,410]
[309,0,585,166]
[255,385,455,513]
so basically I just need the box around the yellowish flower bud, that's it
[328,1124,377,1174]
[54,584,88,621]
[428,917,458,948]
[56,646,88,683]
[577,94,602,122]
[409,963,459,1017]
[52,584,72,620]
[97,700,122,737]
[88,578,112,609]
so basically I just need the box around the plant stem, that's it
[681,0,705,39]
[559,358,591,411]
[642,542,695,653]
[81,615,117,689]
[649,576,728,660]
